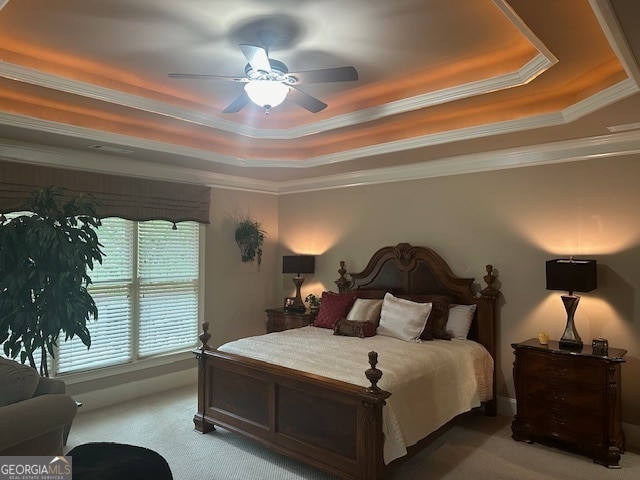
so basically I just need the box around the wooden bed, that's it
[193,243,500,479]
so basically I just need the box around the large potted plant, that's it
[0,186,103,376]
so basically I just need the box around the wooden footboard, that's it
[194,332,390,480]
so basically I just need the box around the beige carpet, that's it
[66,384,639,479]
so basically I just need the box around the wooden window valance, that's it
[0,160,210,224]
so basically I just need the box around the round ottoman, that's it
[67,442,173,479]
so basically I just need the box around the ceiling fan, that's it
[168,32,358,114]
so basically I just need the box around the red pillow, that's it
[313,291,357,329]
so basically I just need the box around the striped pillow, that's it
[376,293,432,342]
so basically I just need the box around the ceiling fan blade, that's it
[168,73,248,82]
[287,66,358,84]
[239,44,272,73]
[222,91,251,113]
[287,87,327,113]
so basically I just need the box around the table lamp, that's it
[546,258,597,350]
[282,255,315,312]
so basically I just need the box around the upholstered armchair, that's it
[0,357,78,456]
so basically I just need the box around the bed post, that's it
[335,260,352,293]
[478,265,500,417]
[193,322,215,433]
[359,351,391,479]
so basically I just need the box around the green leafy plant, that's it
[234,216,266,266]
[304,293,321,310]
[0,186,103,376]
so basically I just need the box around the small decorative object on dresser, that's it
[304,293,321,313]
[265,308,316,333]
[511,338,626,468]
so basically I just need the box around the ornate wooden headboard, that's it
[334,243,500,413]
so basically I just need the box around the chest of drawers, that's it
[511,338,626,467]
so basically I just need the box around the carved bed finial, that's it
[335,260,351,293]
[199,322,211,350]
[365,351,383,392]
[479,264,499,299]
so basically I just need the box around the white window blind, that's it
[3,212,201,376]
[138,221,200,357]
[56,218,200,374]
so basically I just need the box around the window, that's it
[2,213,201,376]
[55,218,201,375]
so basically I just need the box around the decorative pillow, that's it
[376,293,432,342]
[312,291,357,329]
[446,304,477,339]
[333,318,377,338]
[346,298,383,324]
[397,294,451,340]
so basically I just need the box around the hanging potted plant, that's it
[234,216,266,266]
[0,186,103,376]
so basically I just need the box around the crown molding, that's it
[2,77,634,173]
[275,129,640,194]
[0,139,279,193]
[2,129,639,196]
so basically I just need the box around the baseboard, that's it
[74,369,197,413]
[496,395,640,453]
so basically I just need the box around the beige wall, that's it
[273,155,640,426]
[203,187,279,347]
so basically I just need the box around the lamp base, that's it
[559,294,583,351]
[290,276,306,312]
[559,338,583,351]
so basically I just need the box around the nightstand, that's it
[511,338,626,467]
[265,308,316,333]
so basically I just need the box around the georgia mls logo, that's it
[0,456,72,480]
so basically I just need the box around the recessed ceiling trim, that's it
[561,78,639,123]
[0,48,555,143]
[1,79,634,170]
[4,129,638,196]
[0,139,280,194]
[493,0,558,67]
[0,112,248,167]
[275,129,640,194]
[589,0,640,83]
[278,53,556,141]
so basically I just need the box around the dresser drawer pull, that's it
[550,415,568,427]
[551,390,566,401]
[550,367,569,377]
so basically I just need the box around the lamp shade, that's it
[282,255,315,275]
[546,259,597,294]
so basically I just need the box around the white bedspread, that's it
[218,326,493,464]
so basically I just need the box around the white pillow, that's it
[377,293,432,342]
[446,304,477,339]
[346,298,383,322]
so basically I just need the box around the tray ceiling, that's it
[0,0,639,185]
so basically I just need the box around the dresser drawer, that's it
[523,377,603,412]
[511,339,626,467]
[520,402,603,438]
[521,352,604,387]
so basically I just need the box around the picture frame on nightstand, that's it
[283,297,295,311]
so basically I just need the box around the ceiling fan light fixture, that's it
[244,81,289,110]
